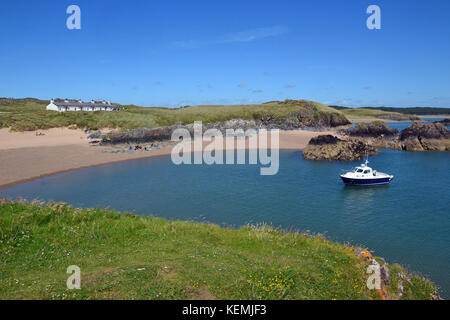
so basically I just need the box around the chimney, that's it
[91,100,95,104]
[50,99,54,104]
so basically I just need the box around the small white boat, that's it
[340,159,394,186]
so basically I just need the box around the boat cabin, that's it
[352,162,377,177]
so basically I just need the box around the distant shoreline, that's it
[418,114,450,118]
[349,116,447,123]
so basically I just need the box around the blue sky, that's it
[0,0,449,108]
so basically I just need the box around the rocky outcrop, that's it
[102,106,351,145]
[340,121,450,152]
[433,118,450,126]
[101,119,260,145]
[302,135,378,161]
[349,121,399,138]
[398,122,450,151]
[400,121,449,140]
[308,134,343,145]
[101,123,187,145]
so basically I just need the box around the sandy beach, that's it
[0,127,335,189]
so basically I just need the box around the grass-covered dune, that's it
[0,98,347,132]
[355,106,450,116]
[0,201,436,300]
[328,106,420,121]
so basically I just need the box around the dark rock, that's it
[303,136,378,161]
[431,291,443,300]
[397,122,450,151]
[349,121,398,137]
[102,125,180,145]
[88,130,103,139]
[308,134,343,145]
[101,119,258,145]
[345,121,450,152]
[434,118,450,126]
[400,122,449,140]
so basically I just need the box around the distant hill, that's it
[329,105,450,116]
[0,97,49,105]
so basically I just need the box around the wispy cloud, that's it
[252,89,263,93]
[217,26,289,43]
[171,25,289,49]
[238,83,249,88]
[284,84,296,88]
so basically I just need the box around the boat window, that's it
[364,170,370,174]
[356,169,363,173]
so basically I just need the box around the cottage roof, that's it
[53,100,118,108]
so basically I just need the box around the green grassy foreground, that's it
[0,201,436,300]
[0,98,342,131]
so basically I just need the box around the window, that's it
[364,170,370,174]
[356,169,363,173]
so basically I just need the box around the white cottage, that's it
[46,99,120,112]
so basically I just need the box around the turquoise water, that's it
[1,149,449,297]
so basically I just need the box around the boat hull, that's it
[340,176,393,186]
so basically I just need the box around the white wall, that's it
[46,103,118,112]
[46,102,59,112]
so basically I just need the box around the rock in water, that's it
[349,121,399,138]
[434,118,450,126]
[399,122,450,151]
[400,121,449,140]
[308,134,343,145]
[340,121,450,152]
[303,135,378,161]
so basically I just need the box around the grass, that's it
[355,107,450,116]
[0,98,344,132]
[328,106,419,121]
[0,200,436,300]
